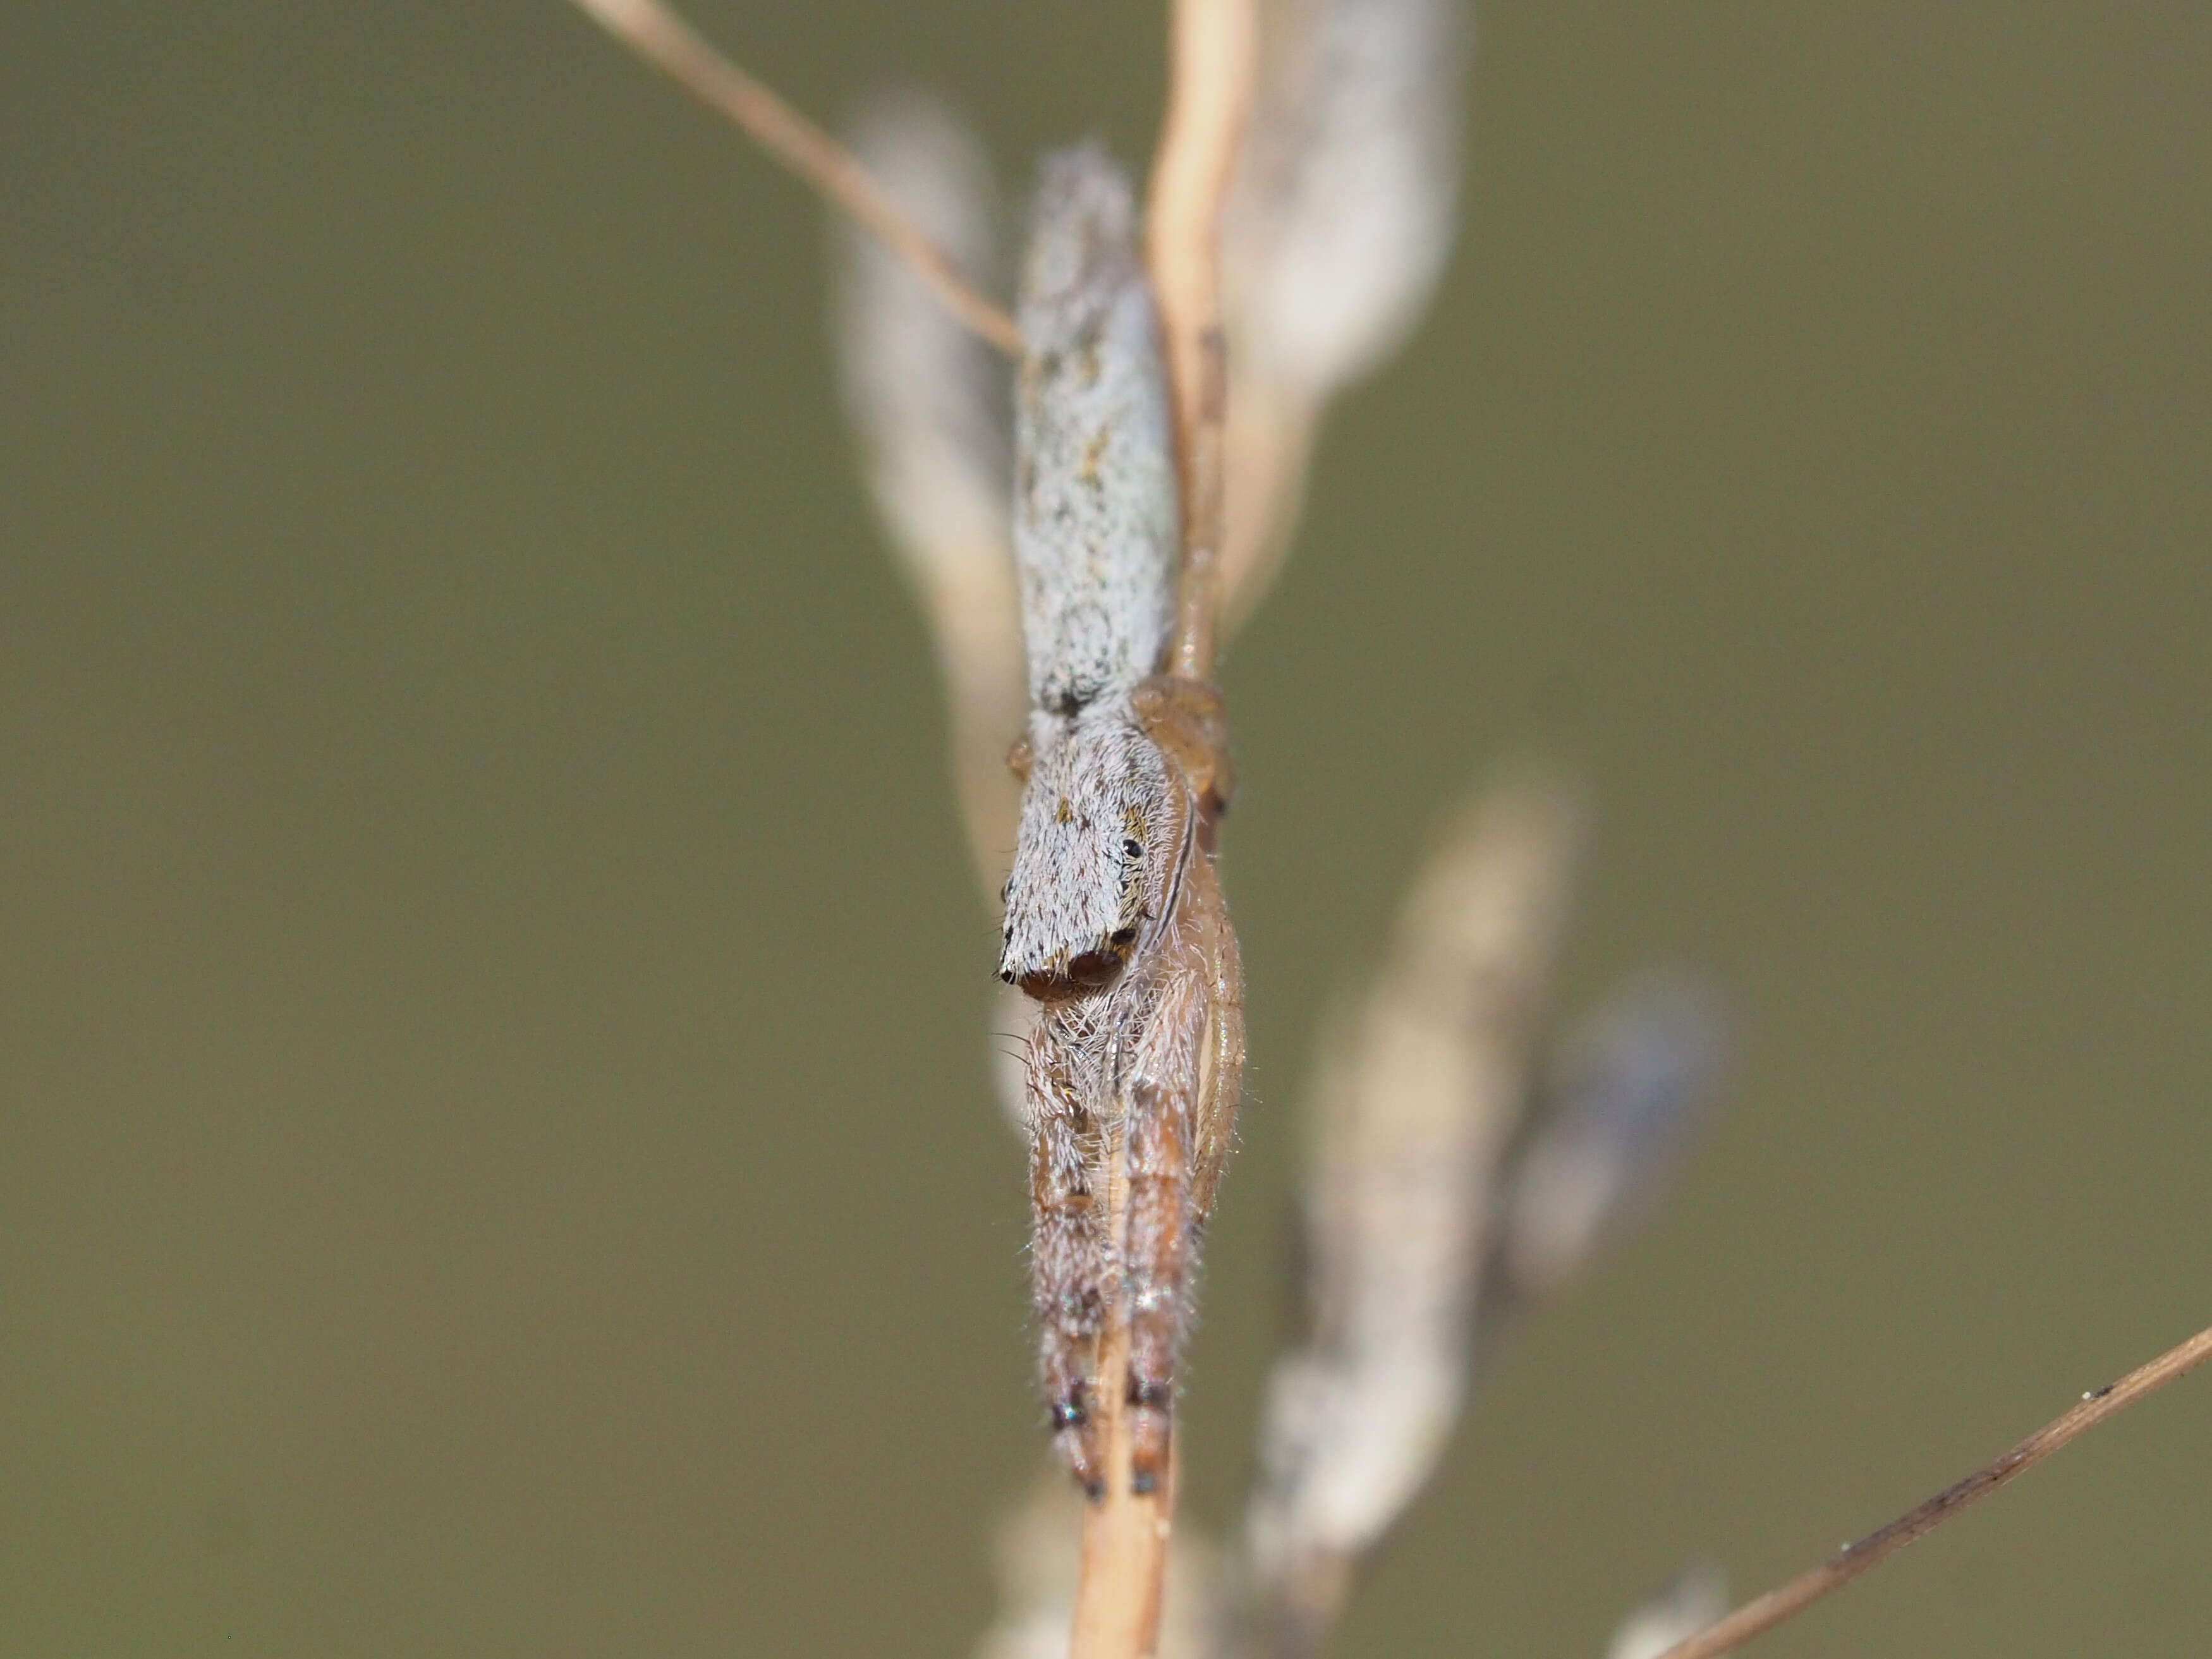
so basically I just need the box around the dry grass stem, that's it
[979,1476,1227,1659]
[1070,1130,1172,1659]
[565,0,1020,355]
[1147,0,1258,681]
[1055,6,1259,1653]
[1655,1318,2212,1659]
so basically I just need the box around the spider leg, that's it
[1119,852,1245,1495]
[1025,997,1112,1496]
[1188,852,1245,1222]
[1131,672,1245,1218]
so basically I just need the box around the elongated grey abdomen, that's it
[1014,147,1179,717]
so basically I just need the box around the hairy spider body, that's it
[1003,149,1246,1497]
[1014,684,1242,1494]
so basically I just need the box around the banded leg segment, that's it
[1121,957,1205,1493]
[1119,851,1244,1495]
[1025,999,1112,1495]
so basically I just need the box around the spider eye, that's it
[1121,837,1143,859]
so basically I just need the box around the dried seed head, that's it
[1233,0,1464,397]
[1246,778,1580,1606]
[834,93,1010,593]
[1500,975,1728,1302]
[1606,1564,1730,1659]
[832,94,1026,900]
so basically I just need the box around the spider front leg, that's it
[1119,842,1245,1494]
[1024,995,1114,1496]
[1131,674,1233,837]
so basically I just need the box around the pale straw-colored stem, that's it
[1065,9,1259,1656]
[1148,0,1259,682]
[565,0,1020,356]
[1070,1122,1174,1659]
[1656,1319,2212,1659]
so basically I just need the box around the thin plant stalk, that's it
[1148,0,1258,683]
[1656,1319,2212,1659]
[1064,7,1258,1656]
[1071,1131,1173,1658]
[565,0,1020,355]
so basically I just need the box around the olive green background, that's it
[4,3,2208,1654]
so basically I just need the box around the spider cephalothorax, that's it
[999,703,1188,997]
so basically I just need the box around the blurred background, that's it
[4,3,2209,1653]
